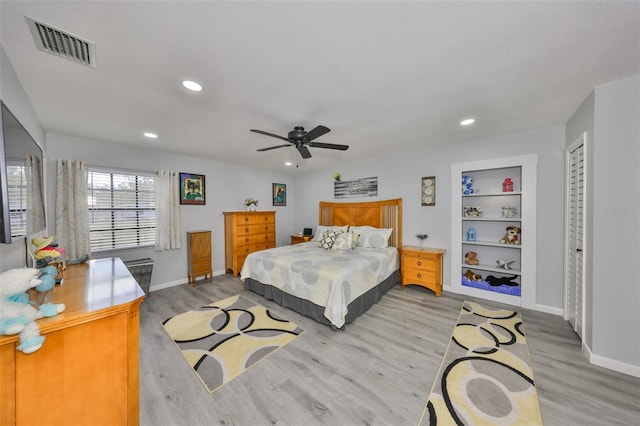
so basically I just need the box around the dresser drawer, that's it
[237,233,276,246]
[402,256,437,273]
[236,214,275,225]
[191,258,211,274]
[236,223,276,236]
[402,267,436,285]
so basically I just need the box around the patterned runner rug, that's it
[419,301,543,425]
[162,294,304,393]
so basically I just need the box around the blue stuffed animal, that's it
[462,175,476,194]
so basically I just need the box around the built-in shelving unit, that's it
[451,155,538,308]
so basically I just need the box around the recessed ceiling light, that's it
[182,80,203,92]
[460,118,476,126]
[143,132,158,139]
[284,161,293,166]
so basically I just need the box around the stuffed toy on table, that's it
[0,267,65,354]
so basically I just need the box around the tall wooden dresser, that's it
[223,211,276,276]
[187,230,213,286]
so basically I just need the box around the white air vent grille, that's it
[26,16,96,68]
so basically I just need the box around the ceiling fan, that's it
[250,125,349,159]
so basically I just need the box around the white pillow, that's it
[349,226,393,248]
[313,225,348,242]
[331,231,359,251]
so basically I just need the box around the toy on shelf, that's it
[464,251,480,265]
[496,259,515,270]
[466,227,476,241]
[500,226,521,245]
[463,269,482,282]
[0,268,66,354]
[486,274,519,286]
[502,178,514,192]
[501,205,518,219]
[462,175,477,194]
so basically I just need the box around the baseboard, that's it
[586,343,640,378]
[148,269,228,292]
[534,303,563,316]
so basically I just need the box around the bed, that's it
[240,198,403,329]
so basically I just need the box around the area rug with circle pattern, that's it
[419,301,543,425]
[162,294,304,393]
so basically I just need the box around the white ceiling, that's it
[1,1,638,172]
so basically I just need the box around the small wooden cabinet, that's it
[187,230,213,286]
[224,211,276,276]
[290,234,314,245]
[401,246,446,296]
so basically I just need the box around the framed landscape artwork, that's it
[180,172,206,205]
[272,183,286,206]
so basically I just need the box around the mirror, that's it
[0,102,46,243]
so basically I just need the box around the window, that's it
[6,163,27,238]
[87,168,155,252]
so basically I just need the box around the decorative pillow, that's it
[349,226,393,248]
[313,225,348,242]
[331,231,359,251]
[318,230,342,250]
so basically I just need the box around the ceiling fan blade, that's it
[297,145,312,159]
[257,144,291,152]
[308,142,349,151]
[303,125,330,141]
[250,129,290,142]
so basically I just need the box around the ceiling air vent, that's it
[25,16,96,68]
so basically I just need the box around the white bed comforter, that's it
[240,242,399,328]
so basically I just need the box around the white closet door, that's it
[566,135,585,338]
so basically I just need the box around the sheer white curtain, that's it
[26,155,44,234]
[155,170,181,250]
[55,159,90,260]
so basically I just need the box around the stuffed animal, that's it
[31,236,65,268]
[500,226,521,245]
[462,175,476,195]
[496,259,515,270]
[464,251,480,265]
[485,275,519,286]
[463,269,482,282]
[0,268,66,354]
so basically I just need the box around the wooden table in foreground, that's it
[0,257,146,426]
[401,246,446,296]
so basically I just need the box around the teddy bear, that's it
[0,267,66,354]
[463,269,482,282]
[500,226,521,245]
[464,251,480,265]
[462,175,476,195]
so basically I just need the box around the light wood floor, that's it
[139,275,639,426]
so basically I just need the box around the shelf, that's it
[462,217,521,222]
[463,191,522,197]
[463,240,522,248]
[461,263,521,275]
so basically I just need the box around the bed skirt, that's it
[244,270,399,330]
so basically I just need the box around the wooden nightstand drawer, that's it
[402,268,436,285]
[402,256,437,273]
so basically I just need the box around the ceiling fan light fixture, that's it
[460,117,476,126]
[182,80,203,92]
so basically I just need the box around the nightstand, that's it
[401,246,446,296]
[291,234,314,245]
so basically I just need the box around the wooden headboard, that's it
[318,198,403,248]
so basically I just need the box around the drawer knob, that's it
[417,273,422,278]
[245,238,249,243]
[245,227,249,232]
[417,261,422,266]
[245,217,249,222]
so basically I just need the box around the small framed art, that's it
[272,183,286,206]
[179,172,206,205]
[421,176,436,206]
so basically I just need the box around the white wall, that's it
[46,133,298,289]
[592,76,640,370]
[292,125,566,311]
[0,46,47,270]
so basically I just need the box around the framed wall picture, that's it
[422,176,436,206]
[179,172,206,205]
[272,183,286,206]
